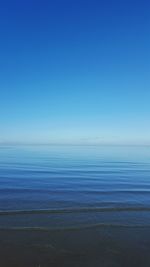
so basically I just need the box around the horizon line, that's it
[0,141,150,147]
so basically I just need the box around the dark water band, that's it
[0,206,150,216]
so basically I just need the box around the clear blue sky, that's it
[0,0,150,145]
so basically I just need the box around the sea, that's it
[0,145,150,267]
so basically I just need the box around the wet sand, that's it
[0,226,150,267]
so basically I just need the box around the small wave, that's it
[0,206,150,216]
[0,223,150,232]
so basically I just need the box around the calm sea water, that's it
[0,145,150,267]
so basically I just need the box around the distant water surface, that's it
[0,145,150,267]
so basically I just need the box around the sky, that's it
[0,0,150,145]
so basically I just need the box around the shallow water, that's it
[0,145,150,266]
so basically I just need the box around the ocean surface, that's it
[0,145,150,267]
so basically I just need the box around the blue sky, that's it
[0,0,150,144]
